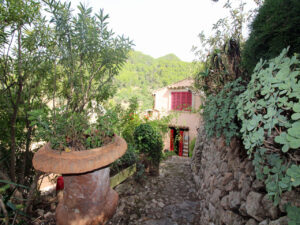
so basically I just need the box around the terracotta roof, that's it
[152,78,194,94]
[167,78,194,89]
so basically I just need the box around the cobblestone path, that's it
[108,156,201,225]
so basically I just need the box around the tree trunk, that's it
[10,26,23,182]
[19,117,32,185]
[9,107,18,183]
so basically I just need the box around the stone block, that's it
[269,216,289,225]
[220,209,245,225]
[245,218,258,225]
[228,191,241,210]
[222,172,233,186]
[210,189,221,206]
[258,220,269,225]
[221,195,230,209]
[225,180,237,192]
[261,194,279,220]
[245,161,255,176]
[241,178,252,200]
[246,191,265,221]
[252,179,264,191]
[239,201,248,216]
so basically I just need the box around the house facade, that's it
[152,78,203,157]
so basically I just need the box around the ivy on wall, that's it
[202,78,245,145]
[237,48,300,213]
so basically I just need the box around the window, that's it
[171,91,192,111]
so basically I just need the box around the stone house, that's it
[151,78,203,157]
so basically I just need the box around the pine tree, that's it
[242,0,300,73]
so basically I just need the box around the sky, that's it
[67,0,257,62]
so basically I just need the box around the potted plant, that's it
[31,110,127,224]
[30,1,132,224]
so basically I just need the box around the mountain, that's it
[157,53,181,62]
[112,51,195,110]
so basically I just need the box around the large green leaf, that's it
[293,103,300,113]
[287,121,300,139]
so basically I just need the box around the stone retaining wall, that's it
[191,124,298,225]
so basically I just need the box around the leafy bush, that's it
[29,106,115,151]
[162,150,177,160]
[133,123,163,163]
[286,204,300,225]
[189,138,196,158]
[146,114,173,135]
[237,48,300,208]
[203,78,245,144]
[0,180,29,224]
[121,113,142,145]
[242,0,300,74]
[110,144,138,176]
[238,48,300,155]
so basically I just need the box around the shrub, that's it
[133,123,163,163]
[242,0,300,74]
[29,106,117,151]
[110,144,138,175]
[121,113,142,145]
[162,150,177,160]
[202,78,245,145]
[237,48,300,206]
[188,138,196,158]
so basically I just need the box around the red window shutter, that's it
[171,93,175,110]
[183,92,187,110]
[187,92,192,111]
[180,92,184,110]
[171,92,192,111]
[176,93,180,110]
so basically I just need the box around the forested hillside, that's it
[113,51,195,110]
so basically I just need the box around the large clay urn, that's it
[33,135,127,225]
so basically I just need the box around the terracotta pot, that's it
[33,135,127,225]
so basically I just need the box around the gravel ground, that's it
[108,156,201,225]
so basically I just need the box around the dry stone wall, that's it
[191,124,294,225]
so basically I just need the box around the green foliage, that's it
[146,115,173,136]
[194,40,243,95]
[133,123,163,163]
[0,180,29,225]
[121,114,142,145]
[189,138,196,158]
[162,150,177,160]
[113,51,194,110]
[110,144,138,175]
[242,0,300,74]
[238,48,300,207]
[238,47,300,154]
[134,162,146,182]
[203,78,245,144]
[118,98,142,144]
[286,165,300,187]
[286,204,300,225]
[29,107,105,151]
[45,1,133,112]
[193,0,258,96]
[263,153,292,205]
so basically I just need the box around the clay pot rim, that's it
[32,135,127,174]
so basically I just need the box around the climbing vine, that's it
[237,48,300,219]
[203,78,245,144]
